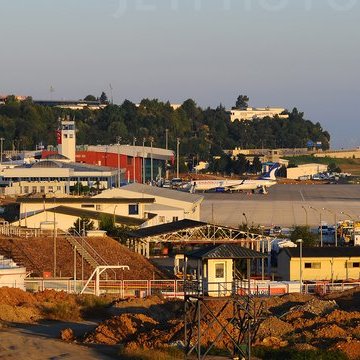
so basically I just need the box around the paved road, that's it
[200,184,360,228]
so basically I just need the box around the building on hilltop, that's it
[229,107,288,122]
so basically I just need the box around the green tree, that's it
[328,162,341,173]
[252,156,262,174]
[71,217,95,234]
[99,214,115,232]
[290,226,318,247]
[99,91,109,104]
[235,95,249,109]
[84,95,97,101]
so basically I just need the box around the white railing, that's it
[24,279,360,298]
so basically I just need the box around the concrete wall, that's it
[315,150,360,159]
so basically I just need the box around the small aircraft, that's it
[188,163,280,194]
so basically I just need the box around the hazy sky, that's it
[1,0,359,148]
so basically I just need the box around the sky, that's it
[0,0,359,148]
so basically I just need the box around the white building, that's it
[97,183,204,223]
[286,163,328,180]
[230,107,288,122]
[1,158,119,196]
[0,255,26,290]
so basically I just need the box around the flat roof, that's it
[283,247,360,258]
[120,183,204,203]
[17,197,155,204]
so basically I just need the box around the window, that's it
[40,186,45,193]
[23,186,29,193]
[32,186,37,193]
[346,262,360,268]
[172,216,179,222]
[96,205,102,211]
[81,204,95,209]
[215,263,225,278]
[129,204,139,215]
[304,262,321,269]
[159,216,166,223]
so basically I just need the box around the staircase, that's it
[64,231,116,278]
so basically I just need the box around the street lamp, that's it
[176,138,180,179]
[0,137,4,165]
[242,213,249,238]
[296,239,303,293]
[323,208,338,247]
[116,136,121,188]
[133,137,137,183]
[301,205,308,227]
[309,206,323,247]
[142,138,146,184]
[149,137,154,183]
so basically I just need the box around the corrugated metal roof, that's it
[120,183,204,203]
[47,206,146,226]
[128,219,207,238]
[17,197,154,204]
[284,247,360,258]
[186,244,267,259]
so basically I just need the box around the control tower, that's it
[57,117,76,161]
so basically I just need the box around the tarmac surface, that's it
[200,184,360,228]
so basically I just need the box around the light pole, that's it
[323,208,338,247]
[142,138,146,184]
[116,136,121,188]
[149,137,154,183]
[296,239,303,293]
[113,205,118,226]
[133,137,137,183]
[165,129,169,180]
[0,137,4,165]
[176,138,180,179]
[309,206,323,247]
[242,212,249,239]
[301,205,308,227]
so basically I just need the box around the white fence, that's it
[24,279,360,298]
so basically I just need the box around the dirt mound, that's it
[0,235,166,280]
[314,324,348,339]
[257,317,294,339]
[295,298,338,316]
[0,287,35,306]
[333,340,360,360]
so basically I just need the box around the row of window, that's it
[80,203,139,216]
[304,262,360,269]
[22,185,63,194]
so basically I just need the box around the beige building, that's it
[314,149,360,159]
[278,247,360,281]
[97,183,204,222]
[230,107,288,122]
[286,163,328,180]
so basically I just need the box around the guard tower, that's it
[183,244,267,360]
[57,117,76,161]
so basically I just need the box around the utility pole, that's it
[176,138,180,178]
[116,136,121,188]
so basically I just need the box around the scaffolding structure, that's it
[184,287,266,360]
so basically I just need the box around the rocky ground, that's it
[1,287,360,359]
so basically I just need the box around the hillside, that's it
[0,235,165,280]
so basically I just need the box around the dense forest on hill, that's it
[0,96,330,163]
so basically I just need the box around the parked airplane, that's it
[188,163,280,194]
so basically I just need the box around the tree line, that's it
[0,95,330,167]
